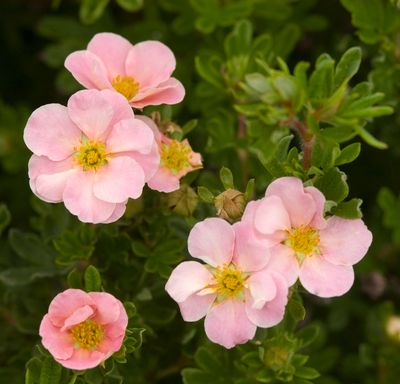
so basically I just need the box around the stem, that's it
[68,373,79,384]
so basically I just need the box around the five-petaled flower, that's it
[242,177,373,298]
[165,218,289,349]
[65,32,185,109]
[24,89,159,223]
[138,116,202,193]
[39,289,128,370]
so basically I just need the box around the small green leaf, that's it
[220,167,234,189]
[295,366,320,380]
[315,167,349,203]
[116,0,143,12]
[287,294,306,322]
[197,186,214,203]
[84,265,102,292]
[39,357,61,384]
[124,301,137,318]
[309,54,335,99]
[335,142,361,165]
[67,268,82,289]
[79,0,110,24]
[354,125,387,149]
[331,198,363,219]
[334,47,362,88]
[244,179,255,202]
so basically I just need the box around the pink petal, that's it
[188,218,235,267]
[130,78,185,108]
[106,118,155,155]
[305,186,327,229]
[67,90,114,141]
[266,177,316,227]
[24,104,81,161]
[63,171,117,224]
[266,244,299,287]
[96,335,123,356]
[61,305,94,331]
[127,142,160,182]
[93,156,145,203]
[300,255,355,298]
[147,168,180,193]
[59,349,105,370]
[165,261,213,302]
[47,289,94,327]
[125,41,176,89]
[254,195,291,235]
[88,292,121,325]
[39,315,74,360]
[28,155,75,203]
[87,32,132,77]
[204,299,256,349]
[100,89,135,128]
[64,50,112,90]
[232,221,272,272]
[178,292,216,322]
[320,216,372,266]
[136,115,162,142]
[245,271,288,328]
[101,202,127,224]
[246,269,277,309]
[241,200,261,223]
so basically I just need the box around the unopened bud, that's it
[214,189,245,222]
[386,316,400,342]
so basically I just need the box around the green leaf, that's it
[84,265,102,292]
[315,167,349,203]
[334,47,362,88]
[244,179,255,202]
[79,0,110,24]
[331,198,363,219]
[295,366,320,380]
[0,203,11,235]
[197,186,214,203]
[353,125,387,149]
[220,167,234,189]
[224,19,253,58]
[335,142,361,165]
[67,268,82,289]
[309,54,335,99]
[287,293,306,322]
[39,357,61,384]
[0,266,62,286]
[195,54,224,88]
[124,301,137,318]
[297,324,320,348]
[116,0,143,12]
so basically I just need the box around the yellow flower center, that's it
[74,140,108,171]
[70,319,104,350]
[286,225,320,257]
[112,75,139,100]
[160,140,192,174]
[213,264,247,300]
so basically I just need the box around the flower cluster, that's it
[23,32,201,223]
[166,176,372,348]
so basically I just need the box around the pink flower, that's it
[24,89,159,224]
[39,289,128,370]
[165,218,288,349]
[65,32,185,109]
[137,116,202,192]
[243,177,373,298]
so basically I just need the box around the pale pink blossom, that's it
[65,32,185,108]
[243,177,373,298]
[24,89,159,224]
[137,116,202,192]
[39,289,128,370]
[165,218,289,349]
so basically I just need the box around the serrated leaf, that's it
[39,357,61,384]
[84,265,102,292]
[331,198,363,219]
[220,167,234,189]
[335,142,361,165]
[315,167,349,203]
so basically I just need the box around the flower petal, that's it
[28,155,75,203]
[147,168,180,193]
[100,89,135,128]
[63,171,117,224]
[89,292,121,325]
[188,218,235,267]
[300,255,355,298]
[136,115,162,142]
[64,50,112,89]
[178,292,216,322]
[266,244,299,287]
[93,156,145,203]
[106,118,155,154]
[165,261,213,303]
[125,41,176,89]
[254,195,291,235]
[127,142,160,182]
[24,104,81,161]
[67,90,114,141]
[247,269,277,309]
[101,202,127,224]
[305,186,327,229]
[245,271,288,328]
[130,78,185,108]
[61,305,94,331]
[59,349,105,370]
[266,177,316,227]
[87,32,132,77]
[232,221,272,272]
[204,299,256,349]
[320,216,372,266]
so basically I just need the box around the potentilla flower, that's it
[24,89,159,223]
[137,116,202,193]
[165,218,289,349]
[243,177,373,298]
[39,289,128,370]
[65,32,185,108]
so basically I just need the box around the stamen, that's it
[160,140,192,175]
[212,264,247,300]
[286,225,320,259]
[74,140,108,171]
[112,75,139,100]
[70,319,104,350]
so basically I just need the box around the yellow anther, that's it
[112,75,139,100]
[70,319,104,350]
[74,140,108,171]
[160,140,192,174]
[213,264,247,300]
[286,225,320,257]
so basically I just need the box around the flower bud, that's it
[214,189,245,222]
